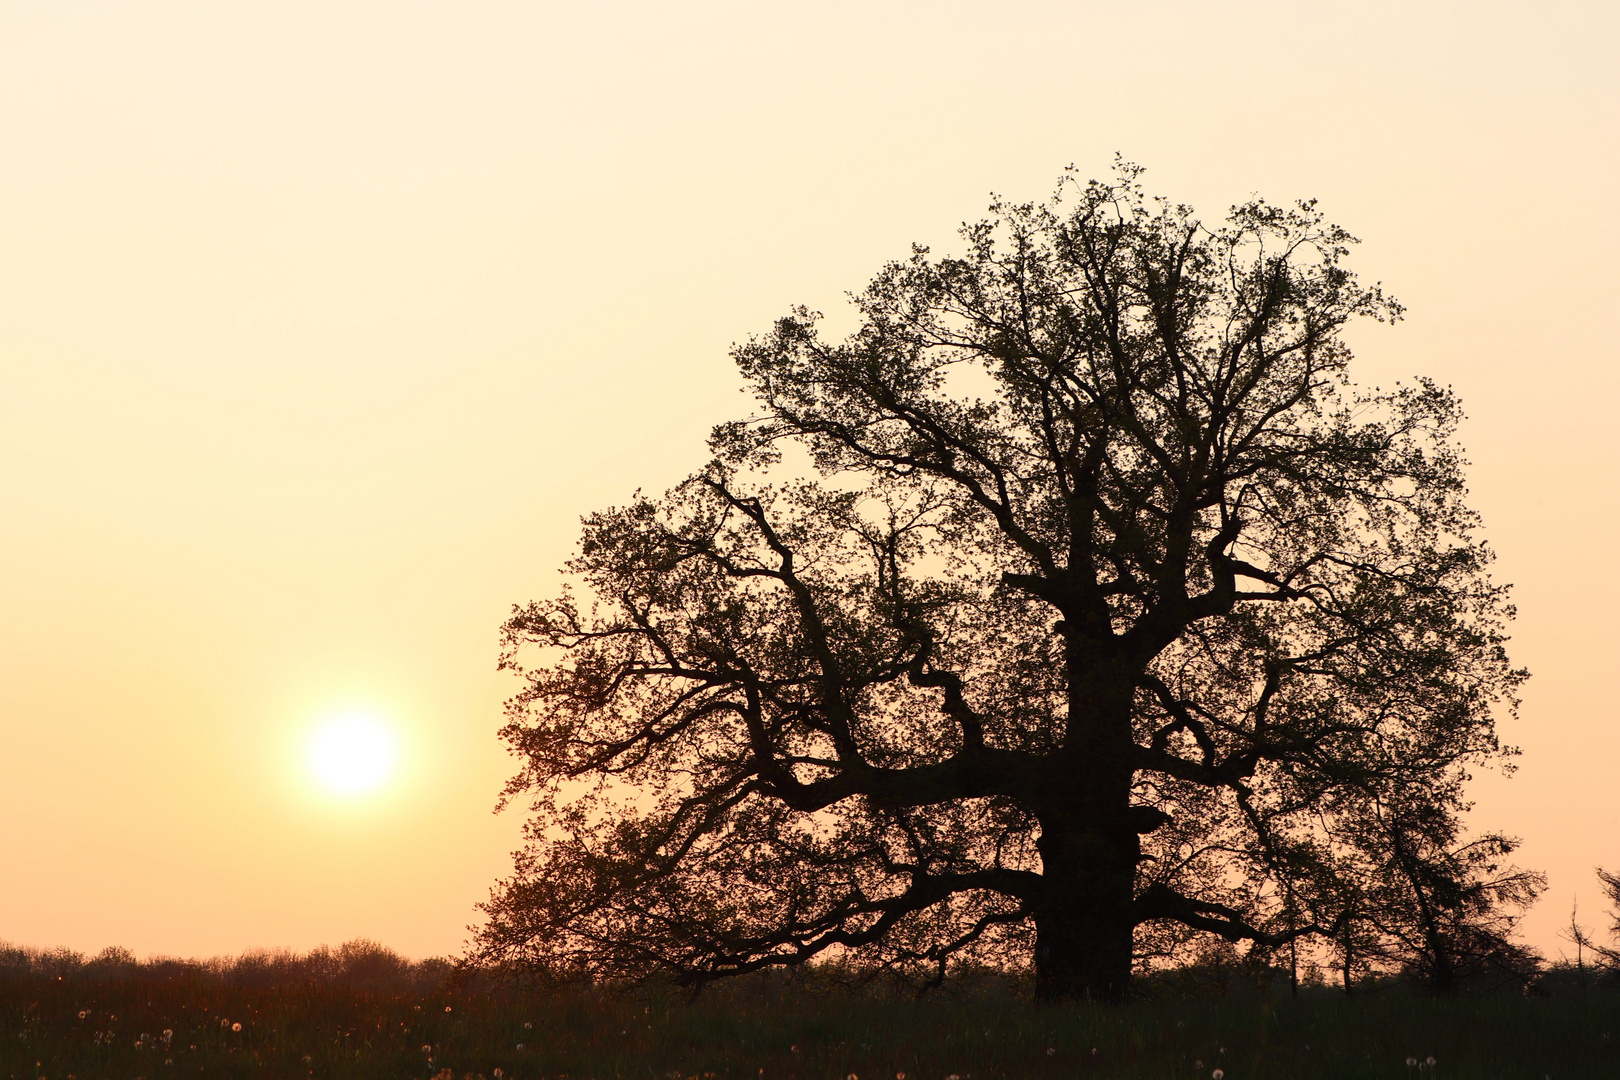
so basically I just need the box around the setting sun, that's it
[309,714,399,796]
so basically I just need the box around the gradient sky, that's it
[1,0,1614,962]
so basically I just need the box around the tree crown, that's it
[478,164,1526,996]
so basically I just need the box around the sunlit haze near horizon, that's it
[0,0,1614,963]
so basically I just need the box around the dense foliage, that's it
[479,164,1532,1000]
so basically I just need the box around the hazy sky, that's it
[1,0,1614,961]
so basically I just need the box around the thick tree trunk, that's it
[1032,639,1143,1002]
[1036,767,1140,1003]
[1032,809,1139,1002]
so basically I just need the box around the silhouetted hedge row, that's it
[0,938,454,992]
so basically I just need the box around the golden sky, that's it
[0,0,1614,961]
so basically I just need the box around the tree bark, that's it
[1028,640,1143,1002]
[1032,820,1138,1002]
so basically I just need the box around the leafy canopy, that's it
[477,164,1524,991]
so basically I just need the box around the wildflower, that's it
[897,1073,907,1080]
[1195,1060,1204,1069]
[790,1045,799,1053]
[1213,1071,1224,1080]
[422,1045,433,1053]
[495,1071,505,1078]
[165,1058,173,1065]
[524,1022,533,1029]
[1091,1047,1098,1055]
[1426,1058,1436,1067]
[1407,1058,1417,1067]
[946,1075,961,1080]
[232,1022,242,1032]
[847,1073,858,1080]
[516,1044,524,1051]
[445,1006,453,1013]
[78,1011,88,1019]
[1046,1047,1056,1056]
[302,1055,312,1063]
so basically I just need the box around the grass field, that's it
[3,950,1617,1080]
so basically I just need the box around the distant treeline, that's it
[5,925,1620,1002]
[0,938,454,992]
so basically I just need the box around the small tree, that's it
[1348,797,1542,993]
[1584,868,1620,969]
[478,164,1526,1002]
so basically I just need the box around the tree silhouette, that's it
[1582,867,1620,969]
[1345,798,1542,993]
[476,164,1525,1002]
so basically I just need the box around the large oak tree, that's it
[476,165,1525,1002]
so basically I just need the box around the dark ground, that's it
[3,949,1617,1079]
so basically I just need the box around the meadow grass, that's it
[3,955,1617,1080]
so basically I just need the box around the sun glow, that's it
[308,713,399,796]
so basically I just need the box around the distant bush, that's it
[0,938,454,993]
